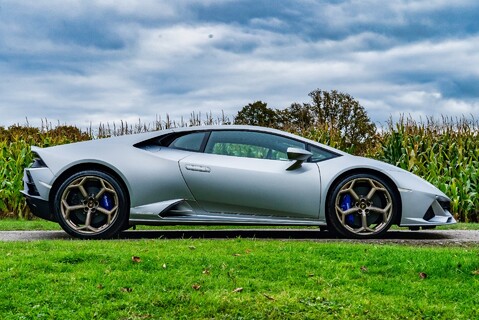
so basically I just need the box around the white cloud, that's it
[0,0,478,129]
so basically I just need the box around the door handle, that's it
[185,164,211,173]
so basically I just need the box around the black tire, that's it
[53,170,128,239]
[327,173,398,238]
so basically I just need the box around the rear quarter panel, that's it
[37,140,195,208]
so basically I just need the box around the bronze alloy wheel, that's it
[328,174,398,238]
[54,170,128,239]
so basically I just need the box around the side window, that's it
[168,132,206,152]
[205,131,305,160]
[309,145,338,162]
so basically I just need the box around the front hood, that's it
[351,156,448,198]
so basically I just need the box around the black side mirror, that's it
[286,147,312,170]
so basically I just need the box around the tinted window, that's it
[309,145,338,162]
[169,132,206,152]
[205,131,305,160]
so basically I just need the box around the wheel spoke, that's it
[62,200,85,212]
[61,200,71,219]
[365,186,377,201]
[360,211,373,232]
[95,187,106,200]
[368,202,391,214]
[78,185,88,198]
[96,206,118,224]
[84,208,93,230]
[335,205,358,216]
[96,206,112,215]
[339,181,360,201]
[77,224,99,232]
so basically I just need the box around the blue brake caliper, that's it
[100,193,114,211]
[341,194,354,226]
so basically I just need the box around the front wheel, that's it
[327,173,398,238]
[53,170,128,239]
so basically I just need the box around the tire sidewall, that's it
[54,170,128,239]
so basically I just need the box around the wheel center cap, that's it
[85,196,98,209]
[358,199,368,210]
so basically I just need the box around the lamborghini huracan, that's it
[22,125,455,239]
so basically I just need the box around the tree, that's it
[234,101,280,128]
[280,102,314,132]
[306,89,376,152]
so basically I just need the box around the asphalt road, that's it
[1,229,479,245]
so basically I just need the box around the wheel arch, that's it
[325,168,402,225]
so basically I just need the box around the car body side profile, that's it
[22,125,456,239]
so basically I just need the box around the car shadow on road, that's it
[117,229,452,240]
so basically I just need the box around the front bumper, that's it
[399,189,456,227]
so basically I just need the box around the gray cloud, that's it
[0,0,478,128]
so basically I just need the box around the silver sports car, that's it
[22,125,455,239]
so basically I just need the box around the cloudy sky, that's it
[1,0,478,128]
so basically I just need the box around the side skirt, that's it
[129,200,326,226]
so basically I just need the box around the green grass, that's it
[1,219,479,318]
[0,219,320,231]
[1,239,479,319]
[0,218,62,230]
[1,218,479,231]
[435,223,479,230]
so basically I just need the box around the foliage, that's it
[299,124,357,155]
[279,102,315,132]
[376,115,479,221]
[1,239,479,319]
[0,125,90,218]
[304,89,377,154]
[234,101,280,128]
[0,139,33,218]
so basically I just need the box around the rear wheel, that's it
[327,173,398,238]
[54,170,128,239]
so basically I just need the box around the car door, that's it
[178,130,321,219]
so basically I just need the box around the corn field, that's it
[376,116,479,222]
[0,123,90,218]
[0,115,478,221]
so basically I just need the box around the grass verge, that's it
[1,218,479,231]
[0,218,62,230]
[1,239,478,319]
[0,219,319,231]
